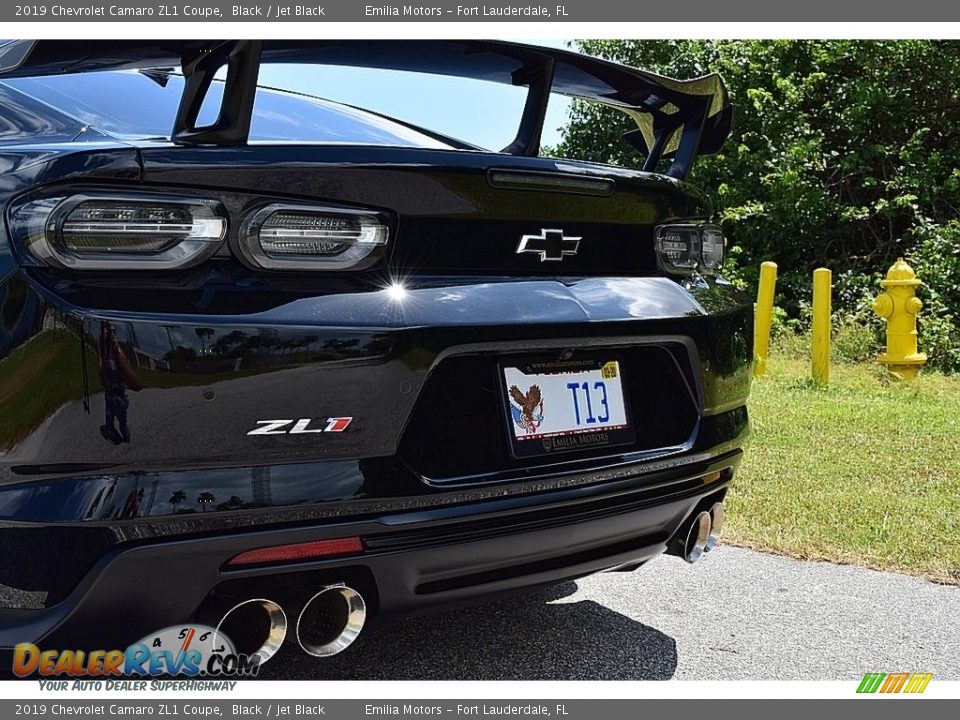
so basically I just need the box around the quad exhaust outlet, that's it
[210,584,366,662]
[683,511,712,564]
[295,584,367,657]
[705,502,725,552]
[214,598,288,665]
[667,502,725,564]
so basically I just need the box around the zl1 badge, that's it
[247,417,353,435]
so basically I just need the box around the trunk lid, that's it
[138,145,708,276]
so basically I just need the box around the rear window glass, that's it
[1,70,457,149]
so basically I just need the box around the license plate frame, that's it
[498,355,635,460]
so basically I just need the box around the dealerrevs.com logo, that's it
[13,625,260,678]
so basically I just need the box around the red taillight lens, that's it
[226,536,363,567]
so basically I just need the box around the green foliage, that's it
[555,40,960,372]
[832,316,883,365]
[908,220,960,372]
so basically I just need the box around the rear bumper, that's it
[0,449,738,652]
[0,270,752,655]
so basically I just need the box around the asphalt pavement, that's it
[258,546,960,680]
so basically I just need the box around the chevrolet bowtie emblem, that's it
[515,229,581,262]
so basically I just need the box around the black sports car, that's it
[0,40,750,670]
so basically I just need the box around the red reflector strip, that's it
[227,536,363,567]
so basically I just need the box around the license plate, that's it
[501,358,634,459]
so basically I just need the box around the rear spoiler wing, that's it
[0,39,731,179]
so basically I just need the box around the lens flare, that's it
[386,282,407,302]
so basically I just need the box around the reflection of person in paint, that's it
[98,322,142,444]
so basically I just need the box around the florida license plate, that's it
[501,358,634,459]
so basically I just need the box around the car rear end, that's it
[0,40,751,667]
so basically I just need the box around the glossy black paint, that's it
[0,271,749,479]
[0,63,752,653]
[1,458,736,655]
[134,145,707,274]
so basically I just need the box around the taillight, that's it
[239,203,388,270]
[11,194,226,270]
[654,223,724,275]
[700,226,725,272]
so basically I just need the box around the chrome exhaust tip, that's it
[296,584,366,657]
[214,598,287,665]
[684,511,712,564]
[705,502,725,552]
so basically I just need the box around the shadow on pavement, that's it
[257,581,678,680]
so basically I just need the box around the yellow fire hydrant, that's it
[873,258,926,380]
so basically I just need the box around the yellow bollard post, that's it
[753,261,778,378]
[811,268,832,386]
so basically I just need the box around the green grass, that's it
[727,353,960,584]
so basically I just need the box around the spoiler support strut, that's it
[172,40,262,147]
[501,56,556,157]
